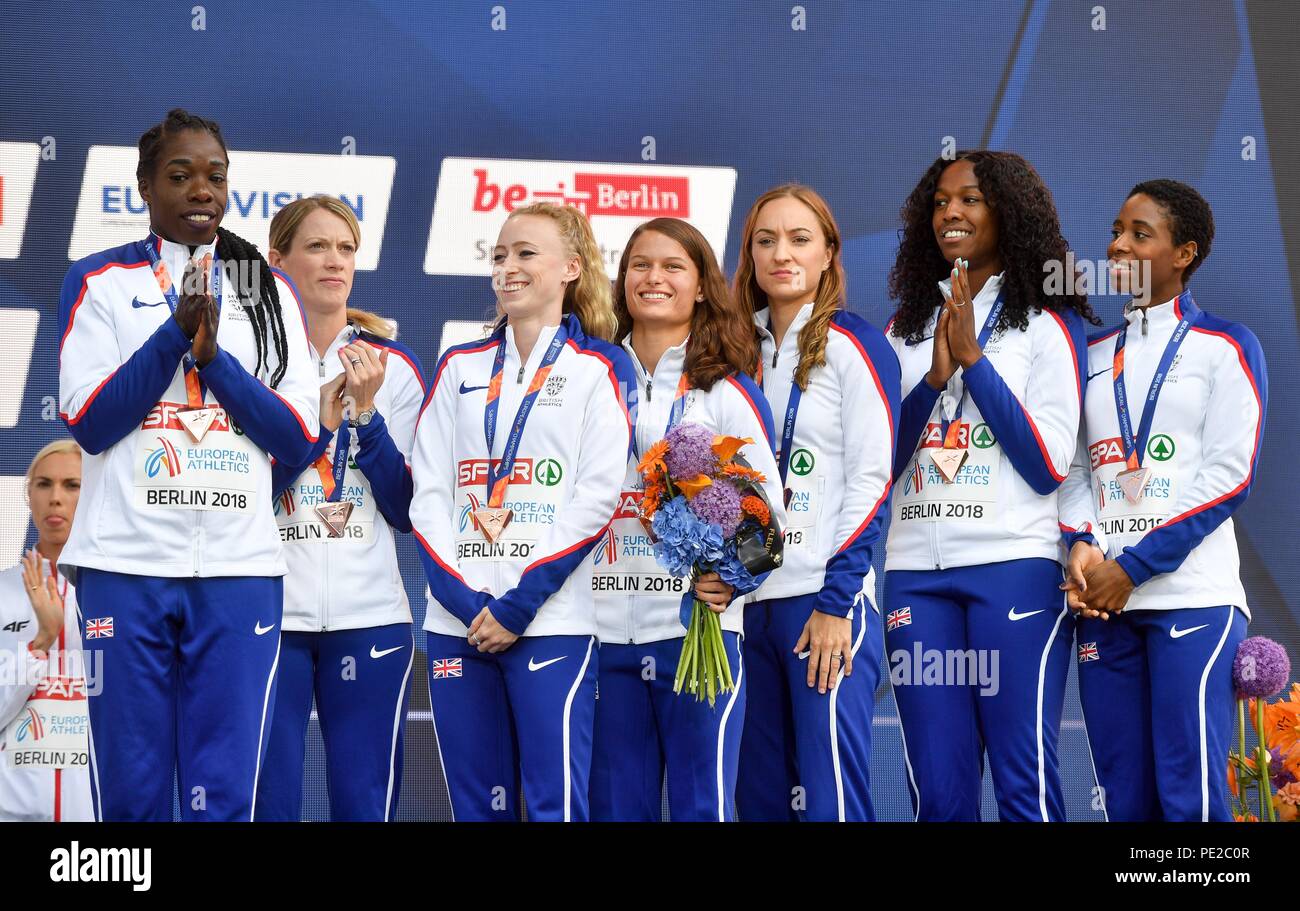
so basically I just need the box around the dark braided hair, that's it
[888,150,1098,343]
[1127,179,1214,282]
[137,108,290,387]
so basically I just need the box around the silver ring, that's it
[954,300,966,308]
[349,358,362,366]
[832,653,843,660]
[470,634,480,645]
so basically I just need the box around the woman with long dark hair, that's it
[885,150,1096,821]
[588,217,783,821]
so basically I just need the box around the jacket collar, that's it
[621,332,689,385]
[1124,289,1199,328]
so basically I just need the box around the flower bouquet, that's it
[637,421,783,705]
[1228,636,1300,822]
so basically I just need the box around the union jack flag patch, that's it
[886,607,912,631]
[430,658,463,679]
[85,617,114,639]
[1078,642,1099,662]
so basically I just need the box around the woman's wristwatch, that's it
[349,407,376,427]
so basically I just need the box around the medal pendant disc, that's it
[1118,467,1150,505]
[474,507,513,543]
[315,501,354,538]
[177,406,217,444]
[930,447,968,483]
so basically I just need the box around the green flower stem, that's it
[1236,698,1249,818]
[1256,697,1276,822]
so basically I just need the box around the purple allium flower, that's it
[1271,746,1297,791]
[664,422,718,479]
[1233,636,1291,698]
[691,478,743,537]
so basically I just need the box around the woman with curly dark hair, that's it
[883,150,1093,821]
[589,217,783,821]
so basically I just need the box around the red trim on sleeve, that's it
[1153,326,1264,532]
[413,529,468,584]
[1045,310,1081,406]
[60,370,118,425]
[521,524,608,575]
[724,375,770,444]
[267,386,319,443]
[59,261,151,354]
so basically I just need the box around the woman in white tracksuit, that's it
[57,109,319,822]
[0,440,92,822]
[253,197,426,822]
[734,184,901,822]
[588,217,785,822]
[1060,179,1265,821]
[884,150,1096,822]
[410,203,634,822]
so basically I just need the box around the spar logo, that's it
[457,458,533,488]
[535,459,563,487]
[425,158,737,278]
[1088,437,1127,470]
[971,423,996,449]
[1147,434,1175,461]
[145,437,182,478]
[613,490,644,519]
[15,707,44,742]
[142,401,231,434]
[919,421,969,449]
[71,146,395,269]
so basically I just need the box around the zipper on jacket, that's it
[318,357,326,378]
[1140,309,1148,337]
[516,365,525,384]
[644,379,652,402]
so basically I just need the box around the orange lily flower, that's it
[677,474,713,499]
[711,435,753,462]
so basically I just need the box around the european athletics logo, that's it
[144,436,181,478]
[459,493,481,533]
[593,528,618,565]
[15,706,44,742]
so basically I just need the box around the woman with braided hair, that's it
[57,108,319,821]
[734,185,900,821]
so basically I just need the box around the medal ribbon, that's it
[776,379,803,487]
[1112,291,1199,471]
[938,290,1004,449]
[483,324,569,507]
[310,329,360,503]
[140,237,222,407]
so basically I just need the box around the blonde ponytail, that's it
[506,203,617,341]
[346,307,397,340]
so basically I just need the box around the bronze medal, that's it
[1117,467,1150,505]
[177,406,217,444]
[474,507,513,544]
[930,447,968,483]
[315,501,354,538]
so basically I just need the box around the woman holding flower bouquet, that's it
[410,203,635,822]
[735,185,901,822]
[588,218,785,822]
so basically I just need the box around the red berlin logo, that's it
[471,168,690,218]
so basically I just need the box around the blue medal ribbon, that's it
[1112,291,1199,470]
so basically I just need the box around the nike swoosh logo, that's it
[528,655,567,671]
[254,622,275,636]
[131,296,167,309]
[1087,367,1113,381]
[1008,607,1044,621]
[371,645,404,659]
[797,650,811,660]
[459,381,489,394]
[1170,623,1209,639]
